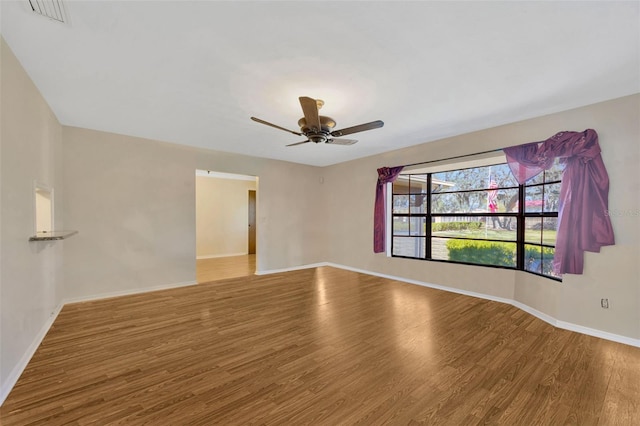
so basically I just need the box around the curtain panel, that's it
[504,129,615,275]
[373,166,404,253]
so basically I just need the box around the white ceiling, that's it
[1,1,638,167]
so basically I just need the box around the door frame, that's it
[248,189,256,255]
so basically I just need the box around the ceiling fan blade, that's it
[330,120,384,137]
[251,117,303,136]
[326,138,358,146]
[299,97,322,132]
[286,140,311,147]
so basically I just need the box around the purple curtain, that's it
[504,129,614,275]
[374,166,404,253]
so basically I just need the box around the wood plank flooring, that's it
[196,254,256,283]
[2,267,639,425]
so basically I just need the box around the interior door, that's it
[248,190,256,254]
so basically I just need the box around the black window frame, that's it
[391,163,562,281]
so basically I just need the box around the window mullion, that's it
[517,183,525,270]
[426,174,432,260]
[387,182,393,256]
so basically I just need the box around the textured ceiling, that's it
[2,1,639,166]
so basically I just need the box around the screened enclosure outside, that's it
[391,161,564,279]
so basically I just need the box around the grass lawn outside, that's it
[394,223,557,246]
[433,228,557,246]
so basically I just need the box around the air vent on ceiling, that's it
[27,0,68,24]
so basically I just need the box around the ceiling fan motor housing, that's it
[298,115,336,143]
[298,116,336,133]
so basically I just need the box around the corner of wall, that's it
[0,37,66,404]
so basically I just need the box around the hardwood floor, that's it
[2,267,639,425]
[196,254,256,283]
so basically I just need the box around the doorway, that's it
[195,170,258,282]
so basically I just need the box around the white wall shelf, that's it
[29,230,78,241]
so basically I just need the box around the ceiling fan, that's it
[251,97,384,147]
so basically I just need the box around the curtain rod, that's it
[401,148,504,169]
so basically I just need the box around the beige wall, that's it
[62,127,326,300]
[323,94,640,340]
[196,176,257,258]
[1,34,327,400]
[1,39,65,398]
[2,31,638,407]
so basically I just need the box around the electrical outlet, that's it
[601,298,609,309]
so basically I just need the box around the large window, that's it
[391,160,564,280]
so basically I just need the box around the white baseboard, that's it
[196,253,247,260]
[1,279,198,407]
[323,262,640,348]
[64,280,198,305]
[0,301,64,406]
[510,300,559,328]
[555,320,640,347]
[324,262,515,305]
[3,264,638,408]
[255,262,330,276]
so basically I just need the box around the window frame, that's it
[390,163,562,281]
